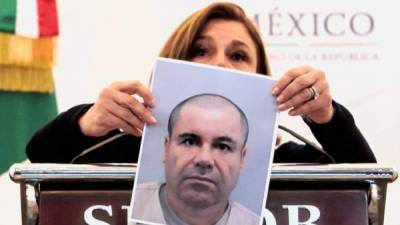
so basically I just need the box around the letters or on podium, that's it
[9,163,398,225]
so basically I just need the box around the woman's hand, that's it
[79,81,156,137]
[272,66,334,124]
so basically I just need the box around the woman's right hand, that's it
[79,81,156,137]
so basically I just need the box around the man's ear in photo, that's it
[240,148,247,174]
[163,136,170,163]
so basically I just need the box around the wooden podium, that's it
[9,163,397,225]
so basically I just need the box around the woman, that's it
[26,2,376,164]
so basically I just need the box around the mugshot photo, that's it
[129,58,278,225]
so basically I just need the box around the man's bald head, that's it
[167,94,249,147]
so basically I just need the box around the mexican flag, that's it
[0,0,59,173]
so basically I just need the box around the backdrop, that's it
[2,1,399,224]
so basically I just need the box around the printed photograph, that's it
[129,58,278,225]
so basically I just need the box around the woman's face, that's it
[190,19,258,73]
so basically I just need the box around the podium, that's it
[10,163,397,225]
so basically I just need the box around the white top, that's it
[130,182,260,225]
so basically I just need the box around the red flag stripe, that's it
[37,0,59,37]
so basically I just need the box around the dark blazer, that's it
[26,101,376,164]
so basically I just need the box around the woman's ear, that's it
[275,132,282,146]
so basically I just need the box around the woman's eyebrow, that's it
[229,40,250,50]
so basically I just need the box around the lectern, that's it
[9,163,397,225]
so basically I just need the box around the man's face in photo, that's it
[164,102,246,209]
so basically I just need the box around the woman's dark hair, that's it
[159,2,270,75]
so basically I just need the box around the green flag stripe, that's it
[0,0,16,33]
[0,91,57,173]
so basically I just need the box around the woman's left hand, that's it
[272,66,334,124]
